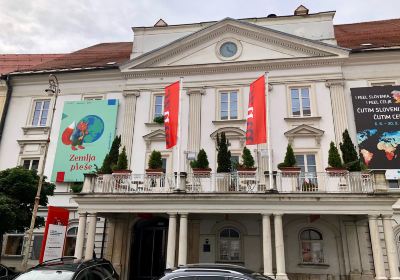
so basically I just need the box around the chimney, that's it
[294,5,309,16]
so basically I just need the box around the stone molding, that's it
[284,124,324,146]
[122,90,140,97]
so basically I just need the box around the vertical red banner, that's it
[39,206,69,263]
[164,81,180,149]
[246,75,267,145]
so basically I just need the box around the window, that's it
[63,226,78,256]
[31,100,50,126]
[290,87,311,117]
[22,158,40,171]
[296,154,318,191]
[220,91,238,120]
[388,180,400,189]
[230,155,239,171]
[219,227,241,261]
[370,81,396,87]
[83,96,103,100]
[161,158,167,171]
[300,229,324,264]
[4,235,24,255]
[31,235,43,260]
[154,95,164,119]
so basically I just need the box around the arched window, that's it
[218,227,241,262]
[64,225,78,256]
[300,228,324,264]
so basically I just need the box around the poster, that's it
[51,99,118,182]
[39,206,69,263]
[351,86,400,169]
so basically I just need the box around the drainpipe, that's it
[0,74,12,145]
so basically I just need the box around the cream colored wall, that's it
[0,82,6,120]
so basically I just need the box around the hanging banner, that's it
[246,75,267,145]
[164,81,180,149]
[351,86,400,169]
[39,206,69,263]
[51,99,118,182]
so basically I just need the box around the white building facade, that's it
[1,7,400,280]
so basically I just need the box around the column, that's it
[84,212,97,260]
[262,214,273,277]
[187,89,204,153]
[368,215,387,280]
[382,215,400,280]
[345,221,362,275]
[104,217,116,261]
[326,80,348,145]
[121,90,140,164]
[74,212,87,260]
[166,213,177,269]
[178,213,188,266]
[111,218,125,274]
[274,213,288,280]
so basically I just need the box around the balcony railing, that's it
[83,172,374,194]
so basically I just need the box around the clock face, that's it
[220,42,238,58]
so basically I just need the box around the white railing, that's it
[86,172,374,194]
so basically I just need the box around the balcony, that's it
[82,172,374,194]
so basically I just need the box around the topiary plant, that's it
[153,115,164,124]
[70,182,83,193]
[99,135,121,174]
[278,144,296,168]
[114,146,128,171]
[241,146,255,168]
[190,149,210,169]
[148,150,163,169]
[340,129,361,171]
[328,141,343,168]
[216,132,231,173]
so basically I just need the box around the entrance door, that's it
[130,217,168,280]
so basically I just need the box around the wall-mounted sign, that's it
[351,86,400,169]
[52,99,118,182]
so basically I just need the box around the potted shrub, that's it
[112,147,131,174]
[70,182,83,193]
[237,147,257,174]
[153,115,164,124]
[326,141,347,174]
[340,130,361,172]
[277,144,301,174]
[98,135,121,175]
[190,149,211,175]
[216,132,231,173]
[146,150,164,174]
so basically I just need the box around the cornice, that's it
[123,57,347,79]
[325,79,345,88]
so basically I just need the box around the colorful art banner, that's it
[351,86,400,169]
[39,206,69,263]
[51,99,118,182]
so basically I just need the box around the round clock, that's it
[219,41,238,58]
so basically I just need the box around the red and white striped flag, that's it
[164,81,180,149]
[246,75,267,145]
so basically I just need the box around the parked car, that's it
[160,264,273,280]
[0,264,18,280]
[13,257,119,280]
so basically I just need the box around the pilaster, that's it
[122,90,140,165]
[368,215,387,280]
[187,88,205,154]
[382,215,400,280]
[326,80,348,145]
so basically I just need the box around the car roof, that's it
[168,263,260,278]
[32,257,111,272]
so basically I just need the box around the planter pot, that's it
[325,167,348,175]
[192,168,212,176]
[112,170,132,175]
[145,168,164,175]
[278,167,301,175]
[236,167,257,176]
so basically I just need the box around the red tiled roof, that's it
[334,19,400,50]
[0,54,63,75]
[21,42,133,73]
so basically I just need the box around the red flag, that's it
[246,75,267,145]
[164,81,180,149]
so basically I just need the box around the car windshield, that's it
[14,270,74,280]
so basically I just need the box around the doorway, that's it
[129,216,168,280]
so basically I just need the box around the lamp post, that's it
[21,74,60,270]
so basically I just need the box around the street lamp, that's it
[21,74,60,270]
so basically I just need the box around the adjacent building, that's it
[1,6,400,280]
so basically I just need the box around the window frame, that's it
[286,84,317,118]
[3,233,25,256]
[217,227,243,263]
[299,228,325,264]
[63,224,78,257]
[20,157,40,171]
[28,98,52,127]
[369,80,396,87]
[82,94,104,101]
[216,88,242,121]
[150,92,165,122]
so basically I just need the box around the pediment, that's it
[284,124,324,146]
[210,127,246,140]
[122,17,349,71]
[143,129,165,142]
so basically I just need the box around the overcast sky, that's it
[1,0,400,54]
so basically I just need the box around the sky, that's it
[1,0,400,54]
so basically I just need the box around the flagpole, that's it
[176,77,184,191]
[265,72,273,190]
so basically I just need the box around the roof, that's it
[334,18,400,50]
[0,54,63,75]
[15,42,132,74]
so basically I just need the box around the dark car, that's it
[0,264,19,280]
[160,264,273,280]
[13,257,119,280]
